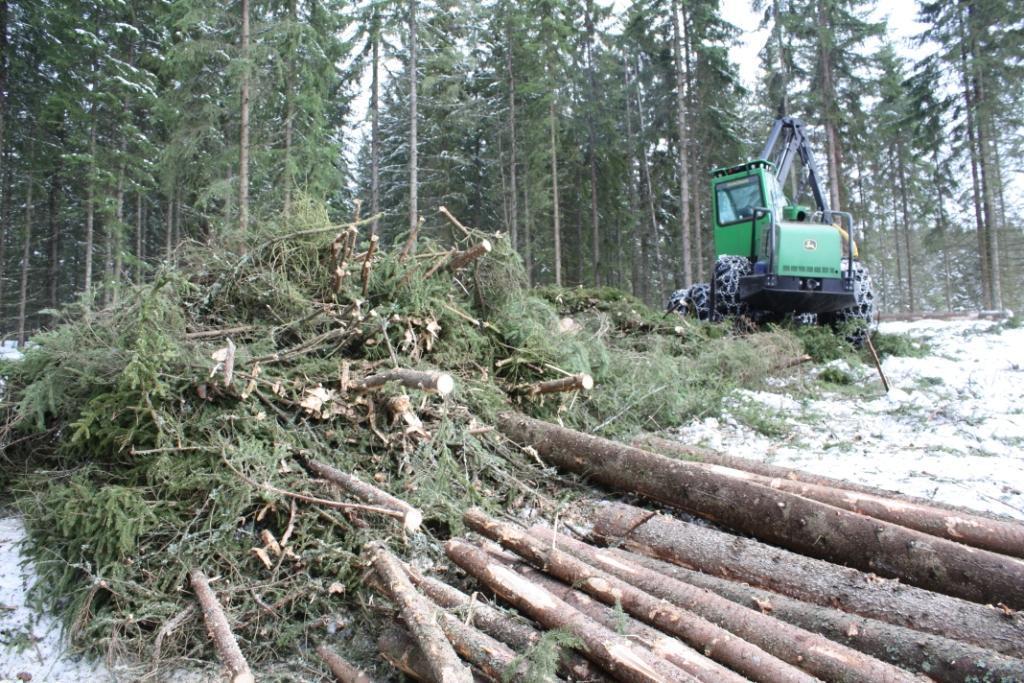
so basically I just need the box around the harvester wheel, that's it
[665,283,714,321]
[713,255,752,319]
[822,262,876,347]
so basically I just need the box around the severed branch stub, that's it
[304,457,423,532]
[354,368,455,397]
[317,644,376,683]
[518,373,593,397]
[445,240,492,273]
[188,569,254,683]
[369,544,474,683]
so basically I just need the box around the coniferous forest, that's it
[0,0,1022,342]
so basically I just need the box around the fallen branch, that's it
[591,501,1024,659]
[462,509,809,683]
[445,538,694,683]
[496,413,1024,608]
[865,335,891,392]
[445,240,492,272]
[188,569,254,683]
[438,205,472,238]
[304,457,423,532]
[354,368,455,397]
[317,644,376,683]
[531,526,916,683]
[369,544,474,683]
[517,373,593,397]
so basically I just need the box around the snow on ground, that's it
[668,318,1024,519]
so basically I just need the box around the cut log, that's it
[355,368,455,397]
[369,544,474,683]
[461,509,812,683]
[592,501,1024,659]
[496,413,1024,607]
[405,566,611,682]
[304,457,423,532]
[616,549,1024,683]
[637,435,1024,557]
[518,373,594,396]
[188,569,255,683]
[529,526,914,683]
[377,624,488,683]
[514,565,747,683]
[444,538,697,683]
[446,240,492,272]
[317,644,376,683]
[436,611,557,682]
[636,434,1020,524]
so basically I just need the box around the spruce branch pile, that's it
[0,203,804,679]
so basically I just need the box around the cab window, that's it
[716,176,764,225]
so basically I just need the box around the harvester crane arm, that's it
[760,116,831,214]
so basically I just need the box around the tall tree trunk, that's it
[624,63,641,298]
[634,66,659,303]
[238,0,250,233]
[47,171,60,309]
[112,165,124,306]
[670,0,691,287]
[370,14,381,236]
[522,158,533,285]
[504,7,518,253]
[956,2,990,308]
[585,0,600,286]
[135,193,143,285]
[17,180,31,346]
[84,125,96,293]
[281,0,296,224]
[408,0,418,245]
[549,97,562,286]
[895,142,914,311]
[164,193,173,259]
[0,153,9,330]
[816,3,842,211]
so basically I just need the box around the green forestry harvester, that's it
[668,116,876,344]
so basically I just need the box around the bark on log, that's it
[406,567,611,682]
[377,624,488,683]
[436,611,558,682]
[354,368,455,396]
[615,549,1024,683]
[636,434,1020,525]
[529,526,915,683]
[304,457,423,532]
[515,565,747,683]
[317,644,376,683]
[592,502,1024,659]
[445,538,697,683]
[519,373,594,396]
[188,569,255,683]
[496,413,1024,608]
[446,240,492,272]
[369,545,474,683]
[637,435,1024,555]
[462,509,810,683]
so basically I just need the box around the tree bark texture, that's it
[496,413,1024,608]
[445,539,695,683]
[670,0,691,288]
[530,526,913,683]
[408,0,418,243]
[636,435,1020,524]
[435,611,551,682]
[591,501,1024,658]
[378,624,487,683]
[17,179,31,346]
[354,368,454,397]
[304,457,423,532]
[515,565,746,683]
[317,644,376,683]
[370,544,474,683]
[520,373,593,396]
[462,509,808,683]
[635,436,1024,557]
[239,0,250,233]
[406,566,611,682]
[549,97,561,287]
[616,549,1024,683]
[188,568,255,683]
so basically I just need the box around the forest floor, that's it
[2,317,1022,681]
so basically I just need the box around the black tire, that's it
[666,283,713,321]
[822,262,876,347]
[713,255,752,319]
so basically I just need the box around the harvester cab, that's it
[669,116,875,344]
